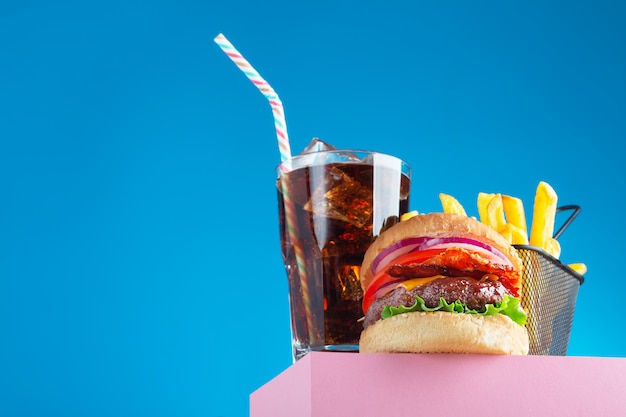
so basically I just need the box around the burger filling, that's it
[362,245,527,328]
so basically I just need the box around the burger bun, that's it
[359,311,530,355]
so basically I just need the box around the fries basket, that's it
[515,244,584,355]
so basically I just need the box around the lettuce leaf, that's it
[381,295,527,325]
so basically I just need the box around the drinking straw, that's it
[213,33,291,163]
[214,33,316,349]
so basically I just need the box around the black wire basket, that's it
[514,205,584,355]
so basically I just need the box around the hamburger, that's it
[359,212,529,355]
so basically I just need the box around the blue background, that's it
[1,1,625,416]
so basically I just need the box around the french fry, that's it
[401,210,419,221]
[485,194,507,233]
[439,193,467,216]
[477,192,495,224]
[544,237,561,258]
[502,195,528,236]
[499,224,513,244]
[568,263,587,275]
[529,181,558,252]
[501,223,529,245]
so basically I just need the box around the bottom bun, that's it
[359,311,529,355]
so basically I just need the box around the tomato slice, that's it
[362,272,397,315]
[362,248,445,313]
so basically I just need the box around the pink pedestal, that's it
[250,352,626,416]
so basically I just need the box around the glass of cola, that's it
[277,139,411,361]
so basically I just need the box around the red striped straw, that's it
[214,33,316,349]
[213,33,292,163]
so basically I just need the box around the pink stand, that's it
[251,352,626,416]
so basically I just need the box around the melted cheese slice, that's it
[397,275,446,291]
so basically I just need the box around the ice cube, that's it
[304,166,373,227]
[299,137,337,154]
[337,265,364,301]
